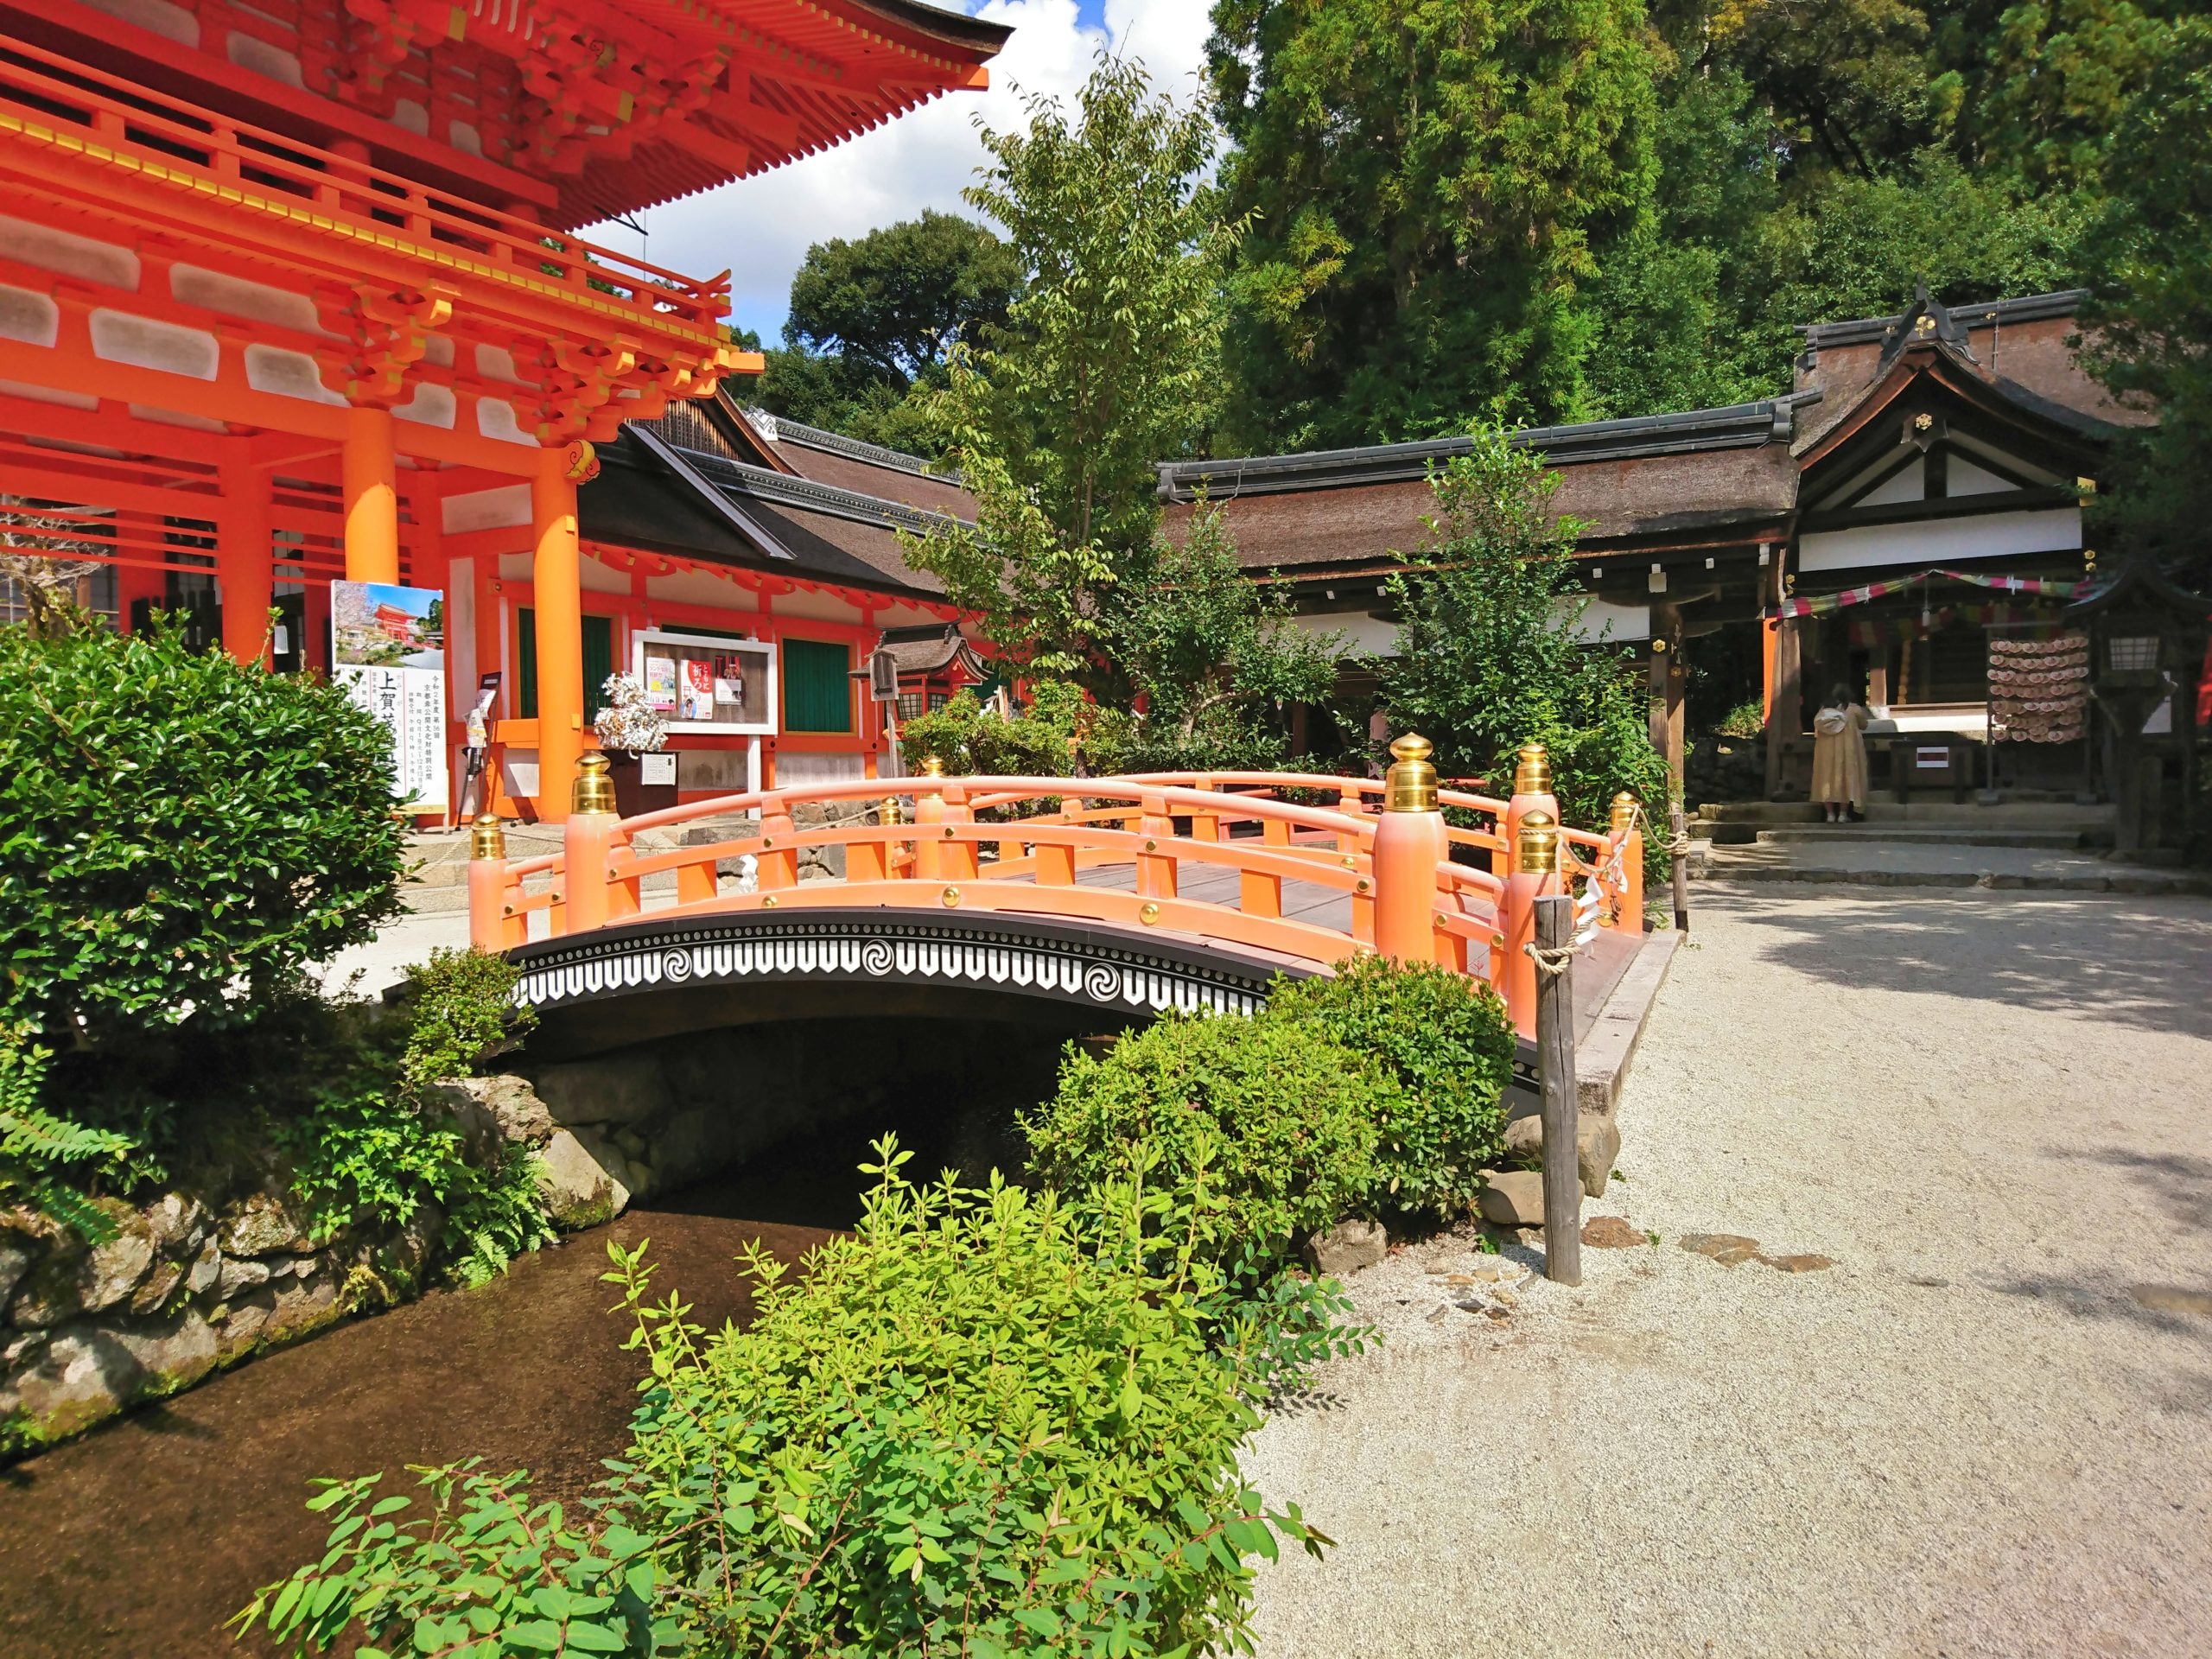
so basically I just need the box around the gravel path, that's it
[1246,885,2212,1658]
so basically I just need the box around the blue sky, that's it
[585,1,1210,347]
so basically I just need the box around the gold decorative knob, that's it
[1610,791,1639,834]
[1513,743,1552,797]
[941,886,961,907]
[1139,902,1160,925]
[1516,809,1560,874]
[920,754,945,779]
[571,752,616,816]
[469,813,506,860]
[1384,733,1439,813]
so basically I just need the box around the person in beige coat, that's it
[1811,682,1870,822]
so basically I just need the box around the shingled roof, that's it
[588,425,961,601]
[1160,395,1816,571]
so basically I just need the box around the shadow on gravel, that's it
[1718,890,2212,1040]
[2058,1147,2212,1241]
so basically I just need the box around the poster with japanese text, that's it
[331,580,448,812]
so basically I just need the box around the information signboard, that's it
[331,579,448,811]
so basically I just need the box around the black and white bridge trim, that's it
[507,912,1302,1020]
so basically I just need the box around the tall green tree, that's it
[1106,505,1344,771]
[1382,429,1668,830]
[906,54,1242,692]
[2077,16,2212,569]
[753,211,1021,451]
[1207,0,1661,449]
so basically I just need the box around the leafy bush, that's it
[0,615,406,1048]
[238,1142,1336,1657]
[283,950,550,1287]
[1265,957,1516,1223]
[1024,1013,1389,1262]
[1716,696,1766,740]
[896,688,1072,779]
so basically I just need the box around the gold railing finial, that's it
[920,754,945,779]
[469,813,506,861]
[1513,743,1552,797]
[1383,732,1439,813]
[572,751,616,816]
[880,796,904,828]
[1610,791,1639,835]
[1516,809,1560,875]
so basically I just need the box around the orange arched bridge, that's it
[467,740,1647,1055]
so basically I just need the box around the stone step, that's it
[1696,799,2114,829]
[1702,825,2095,850]
[1691,862,2212,897]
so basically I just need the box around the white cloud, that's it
[586,0,1213,341]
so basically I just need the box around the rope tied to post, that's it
[1523,938,1578,979]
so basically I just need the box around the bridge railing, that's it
[465,738,1646,1037]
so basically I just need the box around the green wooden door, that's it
[782,638,853,733]
[515,609,614,720]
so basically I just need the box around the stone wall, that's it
[3,1017,1059,1456]
[517,1020,1027,1224]
[2,1177,437,1456]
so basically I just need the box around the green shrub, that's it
[1024,1013,1389,1261]
[1265,957,1516,1223]
[282,950,550,1287]
[896,688,1073,779]
[0,615,406,1048]
[238,1141,1335,1656]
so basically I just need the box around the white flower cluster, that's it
[594,671,667,754]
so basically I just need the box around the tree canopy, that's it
[753,210,1021,451]
[1205,0,2202,547]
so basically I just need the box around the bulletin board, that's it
[632,629,776,736]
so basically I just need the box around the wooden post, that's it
[561,754,620,936]
[341,406,400,585]
[1372,734,1446,965]
[531,447,584,823]
[467,813,508,954]
[1669,799,1690,936]
[1535,893,1581,1287]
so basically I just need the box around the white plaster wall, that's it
[171,265,324,335]
[767,587,863,624]
[91,311,218,379]
[645,568,760,608]
[1287,608,1396,656]
[244,344,347,404]
[580,554,630,594]
[1569,597,1652,644]
[1798,507,2082,573]
[0,285,60,349]
[445,484,532,535]
[0,216,140,290]
[79,0,196,45]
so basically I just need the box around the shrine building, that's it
[1162,287,2192,822]
[0,0,1007,819]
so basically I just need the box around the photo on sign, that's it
[331,582,443,671]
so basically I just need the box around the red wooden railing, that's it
[468,741,1646,1038]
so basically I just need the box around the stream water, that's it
[0,1103,982,1659]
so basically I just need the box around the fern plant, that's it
[0,1031,137,1241]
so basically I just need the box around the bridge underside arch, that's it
[509,911,1312,1062]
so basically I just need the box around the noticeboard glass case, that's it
[632,629,776,735]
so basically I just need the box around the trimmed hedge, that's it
[0,615,405,1048]
[1022,1013,1391,1262]
[1265,957,1516,1223]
